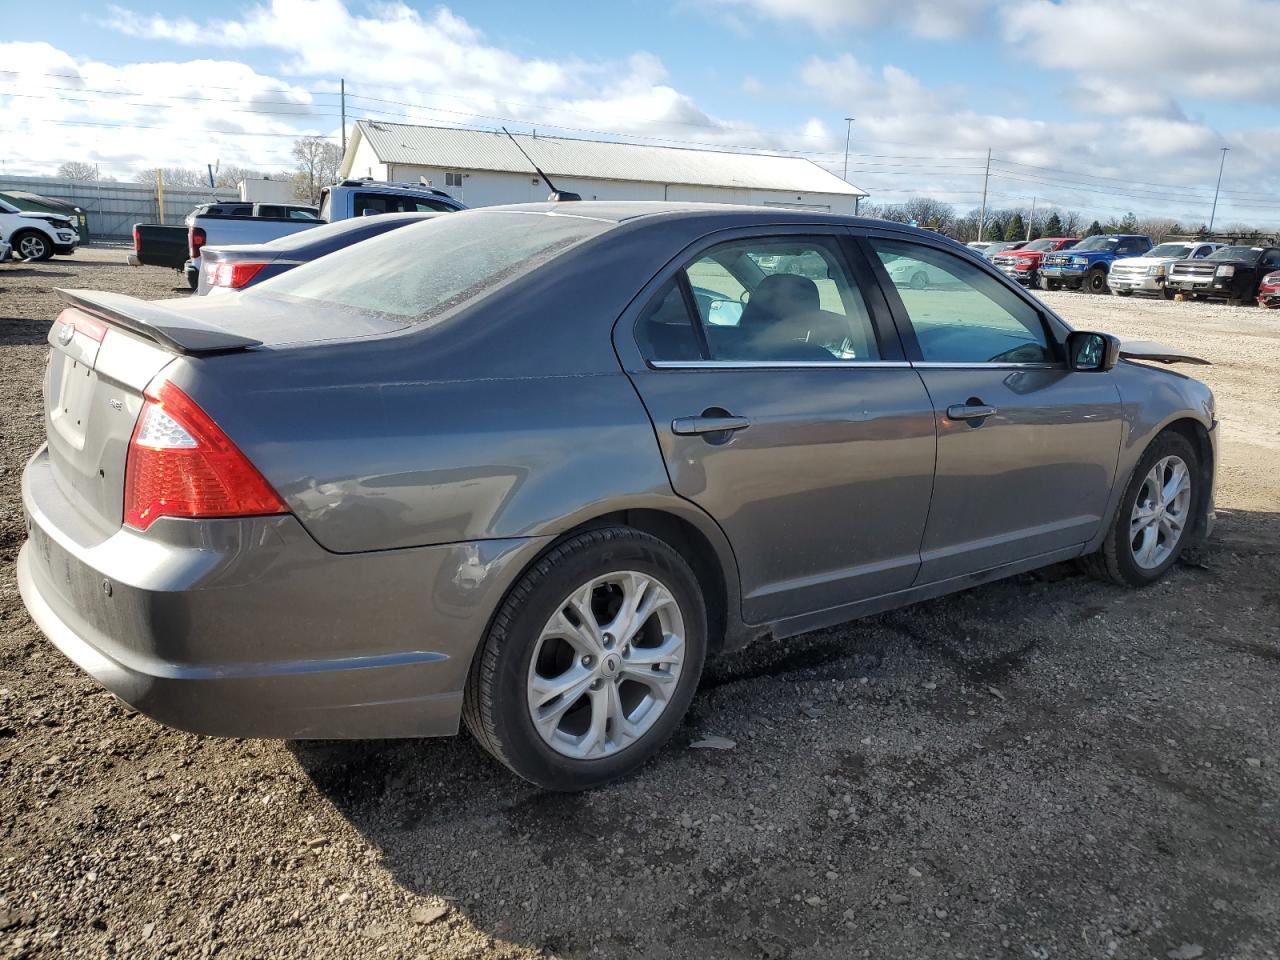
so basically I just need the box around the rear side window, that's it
[252,211,607,320]
[355,192,456,214]
[872,237,1052,365]
[636,235,881,363]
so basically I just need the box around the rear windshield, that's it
[250,211,609,320]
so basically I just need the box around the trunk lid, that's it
[43,288,411,537]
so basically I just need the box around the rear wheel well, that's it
[546,510,729,655]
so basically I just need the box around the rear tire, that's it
[464,528,707,791]
[1080,432,1199,587]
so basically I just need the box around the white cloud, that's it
[708,0,989,38]
[1003,0,1280,102]
[0,40,323,177]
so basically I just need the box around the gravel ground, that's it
[1,249,1277,960]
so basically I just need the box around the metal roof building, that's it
[339,121,867,213]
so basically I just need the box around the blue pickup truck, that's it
[1039,234,1153,293]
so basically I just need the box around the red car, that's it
[1259,270,1280,309]
[991,237,1080,285]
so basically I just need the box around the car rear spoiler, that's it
[55,288,261,355]
[1118,340,1210,366]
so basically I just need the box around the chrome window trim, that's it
[912,361,1065,370]
[647,360,913,370]
[647,360,1065,371]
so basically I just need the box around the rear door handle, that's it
[672,415,751,436]
[946,403,998,421]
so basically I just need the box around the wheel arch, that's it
[470,504,746,673]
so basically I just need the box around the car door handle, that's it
[672,415,751,436]
[946,403,998,421]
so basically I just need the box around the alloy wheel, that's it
[17,235,48,259]
[526,570,685,760]
[1129,455,1192,569]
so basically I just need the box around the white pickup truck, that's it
[0,197,80,261]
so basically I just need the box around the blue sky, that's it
[4,0,1280,226]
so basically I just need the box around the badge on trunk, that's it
[57,323,75,346]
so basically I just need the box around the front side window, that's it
[871,238,1053,365]
[636,236,881,363]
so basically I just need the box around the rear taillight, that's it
[124,379,287,531]
[133,225,140,254]
[55,307,108,343]
[210,261,267,289]
[189,226,206,260]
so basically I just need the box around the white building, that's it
[339,121,867,213]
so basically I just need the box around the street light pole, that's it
[842,117,855,182]
[1208,146,1229,233]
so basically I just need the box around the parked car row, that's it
[974,231,1280,307]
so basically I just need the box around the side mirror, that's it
[1066,331,1120,372]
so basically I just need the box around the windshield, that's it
[251,211,610,320]
[1208,246,1261,261]
[1022,239,1058,252]
[1074,236,1119,252]
[1147,243,1193,259]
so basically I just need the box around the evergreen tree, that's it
[1043,212,1064,236]
[1085,220,1105,237]
[1028,219,1042,241]
[1195,223,1211,239]
[1004,213,1026,242]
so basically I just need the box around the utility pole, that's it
[1208,146,1229,233]
[842,117,855,182]
[1026,196,1036,241]
[977,148,992,242]
[340,78,347,155]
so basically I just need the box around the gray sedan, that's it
[18,203,1216,791]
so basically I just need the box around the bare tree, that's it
[214,164,276,189]
[1135,218,1182,243]
[900,196,955,232]
[57,161,99,181]
[134,167,207,188]
[291,136,343,204]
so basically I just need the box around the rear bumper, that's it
[19,445,546,739]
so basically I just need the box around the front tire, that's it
[1039,277,1060,291]
[1084,268,1108,294]
[12,231,52,262]
[1081,432,1199,587]
[464,528,707,791]
[909,271,929,290]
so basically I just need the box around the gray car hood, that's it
[1118,340,1210,365]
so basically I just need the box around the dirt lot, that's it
[1,249,1277,960]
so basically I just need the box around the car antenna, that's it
[502,126,580,202]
